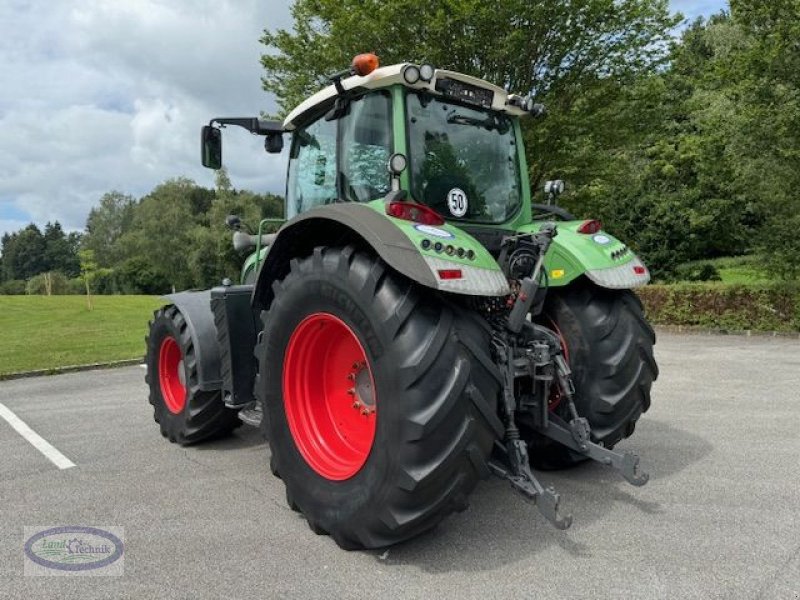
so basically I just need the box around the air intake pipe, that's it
[233,231,278,252]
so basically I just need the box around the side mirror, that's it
[544,180,565,196]
[544,180,565,205]
[265,132,284,154]
[201,126,222,169]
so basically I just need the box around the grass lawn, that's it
[674,255,772,285]
[0,295,164,376]
[709,256,771,285]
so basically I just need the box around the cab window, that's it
[339,92,392,202]
[286,92,392,218]
[286,117,337,218]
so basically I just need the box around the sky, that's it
[0,0,727,239]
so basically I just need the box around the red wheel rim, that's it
[158,336,186,414]
[283,313,377,481]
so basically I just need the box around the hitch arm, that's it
[490,334,572,530]
[537,414,649,486]
[489,441,573,530]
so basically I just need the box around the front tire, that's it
[256,247,503,549]
[528,281,658,469]
[145,305,240,444]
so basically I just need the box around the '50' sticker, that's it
[447,188,468,217]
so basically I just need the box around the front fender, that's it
[163,291,221,391]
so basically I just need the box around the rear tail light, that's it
[633,265,647,275]
[386,201,445,226]
[577,219,603,234]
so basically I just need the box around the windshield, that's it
[406,92,522,224]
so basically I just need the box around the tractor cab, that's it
[203,54,545,228]
[280,55,544,227]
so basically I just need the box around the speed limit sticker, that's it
[447,188,468,217]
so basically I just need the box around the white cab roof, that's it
[283,63,527,130]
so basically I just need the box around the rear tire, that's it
[256,247,503,549]
[145,305,241,445]
[528,281,658,470]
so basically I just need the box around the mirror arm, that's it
[209,118,284,136]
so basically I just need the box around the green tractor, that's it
[145,54,658,549]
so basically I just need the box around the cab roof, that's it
[282,63,527,131]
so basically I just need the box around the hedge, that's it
[637,283,800,333]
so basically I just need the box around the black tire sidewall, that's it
[146,313,189,432]
[263,269,409,524]
[545,283,655,443]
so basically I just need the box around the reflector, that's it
[437,269,463,280]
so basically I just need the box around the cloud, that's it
[0,0,293,237]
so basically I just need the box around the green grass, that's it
[708,255,771,285]
[678,255,772,285]
[0,295,164,376]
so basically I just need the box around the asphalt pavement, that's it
[1,332,799,599]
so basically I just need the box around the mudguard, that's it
[209,284,259,408]
[163,291,222,392]
[519,222,651,289]
[252,202,510,310]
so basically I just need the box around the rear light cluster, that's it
[577,219,603,234]
[420,239,476,260]
[437,269,463,280]
[386,201,444,226]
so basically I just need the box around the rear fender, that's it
[519,222,651,290]
[252,202,510,311]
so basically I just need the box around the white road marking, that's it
[0,402,76,470]
[139,364,147,369]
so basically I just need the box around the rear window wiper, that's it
[446,111,509,134]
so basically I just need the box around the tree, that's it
[262,0,680,197]
[82,191,136,268]
[262,0,679,114]
[188,169,285,288]
[78,249,111,309]
[26,271,70,295]
[43,222,80,277]
[1,224,47,281]
[725,0,800,279]
[119,178,204,292]
[116,257,170,295]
